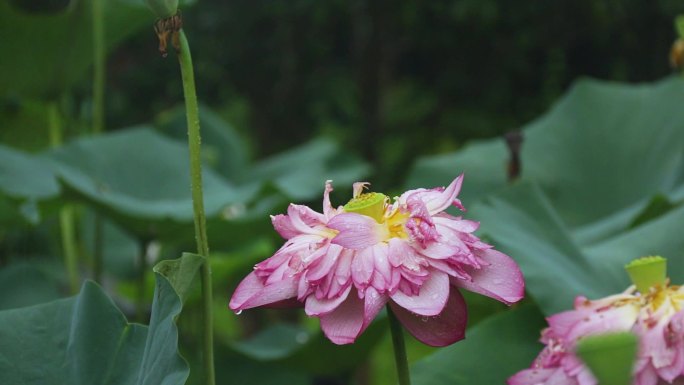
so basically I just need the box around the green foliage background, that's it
[2,1,684,385]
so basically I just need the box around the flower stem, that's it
[137,240,148,322]
[48,103,80,295]
[177,29,215,385]
[59,205,80,294]
[387,305,412,385]
[92,0,105,135]
[91,0,105,283]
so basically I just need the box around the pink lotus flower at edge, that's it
[230,175,525,346]
[508,280,684,385]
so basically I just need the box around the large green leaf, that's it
[249,137,372,201]
[80,209,141,279]
[406,139,508,206]
[470,182,619,313]
[411,304,545,385]
[407,77,684,229]
[0,144,60,223]
[0,262,63,310]
[0,0,151,99]
[520,78,684,227]
[470,182,684,315]
[45,127,258,237]
[583,203,684,288]
[0,253,202,385]
[406,78,684,313]
[0,144,60,200]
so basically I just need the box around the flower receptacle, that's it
[344,192,387,223]
[625,256,667,294]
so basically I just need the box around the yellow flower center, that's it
[344,192,387,222]
[611,282,684,318]
[645,283,684,313]
[343,191,410,241]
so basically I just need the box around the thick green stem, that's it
[91,0,106,284]
[387,305,412,385]
[59,206,80,294]
[92,0,105,135]
[93,216,104,283]
[137,240,148,322]
[48,103,80,294]
[177,29,215,385]
[47,103,63,146]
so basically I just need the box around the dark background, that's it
[104,0,683,190]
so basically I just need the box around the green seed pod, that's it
[576,332,637,385]
[344,192,387,223]
[145,0,178,19]
[624,256,666,294]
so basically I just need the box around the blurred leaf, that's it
[249,137,371,201]
[0,144,60,200]
[0,144,60,223]
[0,0,150,99]
[158,106,369,203]
[210,239,275,286]
[628,193,679,229]
[405,139,507,206]
[156,104,250,182]
[230,315,386,376]
[583,203,684,289]
[232,323,309,360]
[81,210,140,279]
[407,78,684,229]
[0,253,199,385]
[45,127,258,237]
[411,304,545,385]
[0,263,62,310]
[408,78,684,315]
[470,182,616,314]
[520,78,684,227]
[472,182,684,315]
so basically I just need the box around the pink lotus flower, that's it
[229,175,525,346]
[508,282,684,385]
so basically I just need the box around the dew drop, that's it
[420,316,429,323]
[235,310,243,315]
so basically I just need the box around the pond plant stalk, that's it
[176,27,216,385]
[388,306,412,385]
[91,0,105,283]
[47,102,80,295]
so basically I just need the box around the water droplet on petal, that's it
[420,316,429,322]
[235,309,243,315]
